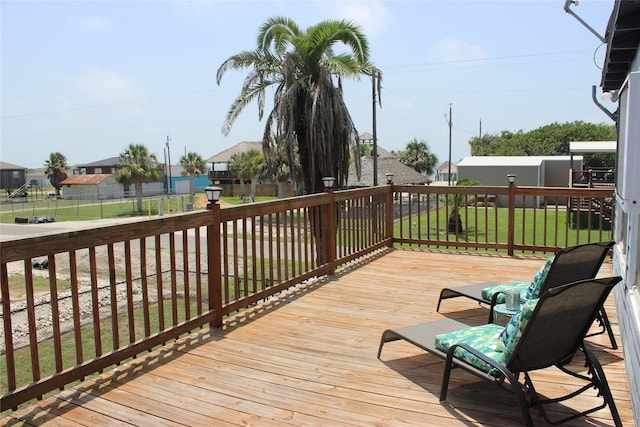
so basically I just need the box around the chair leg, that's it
[440,350,533,427]
[585,348,623,427]
[599,307,618,350]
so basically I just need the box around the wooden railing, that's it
[392,184,614,255]
[0,184,612,411]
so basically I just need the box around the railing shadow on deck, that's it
[1,184,614,411]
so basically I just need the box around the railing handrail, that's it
[1,184,614,411]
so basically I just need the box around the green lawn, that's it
[394,206,612,251]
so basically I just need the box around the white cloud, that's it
[428,37,487,64]
[73,69,142,105]
[74,15,112,31]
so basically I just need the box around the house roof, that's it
[457,156,576,167]
[0,161,27,170]
[76,157,121,168]
[601,0,640,92]
[359,132,374,142]
[61,174,114,185]
[569,141,617,154]
[436,161,458,172]
[347,156,428,187]
[207,141,263,163]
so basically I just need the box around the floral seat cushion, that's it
[496,298,539,362]
[435,298,540,375]
[480,282,528,303]
[435,324,505,376]
[481,256,554,303]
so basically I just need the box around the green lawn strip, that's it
[1,297,205,411]
[394,207,611,253]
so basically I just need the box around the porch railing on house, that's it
[0,184,613,411]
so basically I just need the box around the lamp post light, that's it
[322,176,335,191]
[386,173,394,185]
[204,186,223,210]
[507,174,516,185]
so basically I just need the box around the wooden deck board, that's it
[2,249,633,426]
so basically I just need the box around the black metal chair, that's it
[435,241,617,348]
[379,276,623,426]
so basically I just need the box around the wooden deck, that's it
[2,249,633,426]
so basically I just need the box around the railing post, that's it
[207,202,223,327]
[386,185,394,246]
[507,175,516,256]
[327,189,337,275]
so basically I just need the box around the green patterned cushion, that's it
[481,283,528,303]
[496,298,539,362]
[523,256,554,300]
[435,323,506,375]
[480,255,555,303]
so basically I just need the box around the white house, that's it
[598,0,640,422]
[456,155,583,207]
[61,174,124,200]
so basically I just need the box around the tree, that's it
[228,149,264,202]
[115,144,163,213]
[396,138,438,177]
[179,152,207,198]
[468,121,616,168]
[264,134,302,198]
[44,152,68,198]
[217,16,379,194]
[218,17,379,262]
[447,178,481,235]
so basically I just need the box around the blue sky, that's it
[1,0,617,170]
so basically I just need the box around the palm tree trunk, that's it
[277,182,286,199]
[135,182,144,212]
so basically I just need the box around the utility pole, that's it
[166,135,172,195]
[448,104,452,186]
[372,74,378,186]
[479,118,482,139]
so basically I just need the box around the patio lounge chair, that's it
[435,241,617,348]
[378,276,623,427]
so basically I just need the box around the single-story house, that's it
[0,161,27,193]
[61,174,124,200]
[457,155,583,207]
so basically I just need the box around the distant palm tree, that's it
[115,144,162,213]
[229,149,263,202]
[217,16,379,194]
[44,152,68,198]
[397,138,438,177]
[179,152,207,198]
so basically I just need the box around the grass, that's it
[0,195,280,223]
[0,297,203,411]
[1,258,289,410]
[7,274,71,300]
[394,206,612,252]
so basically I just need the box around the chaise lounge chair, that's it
[378,276,623,427]
[436,241,617,347]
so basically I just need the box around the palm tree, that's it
[228,149,263,202]
[217,16,379,194]
[179,152,207,200]
[44,152,68,198]
[115,144,163,213]
[397,138,438,177]
[264,133,302,198]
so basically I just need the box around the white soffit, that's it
[569,141,616,154]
